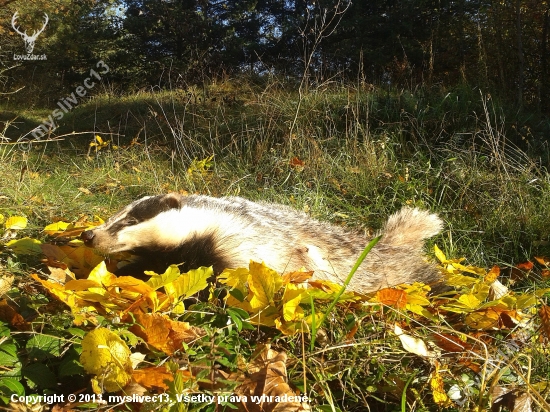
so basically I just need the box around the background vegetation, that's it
[1,0,550,411]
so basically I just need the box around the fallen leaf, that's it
[394,324,435,357]
[80,328,133,393]
[375,288,407,309]
[539,305,550,341]
[132,366,174,391]
[5,216,27,230]
[129,312,204,355]
[516,261,533,271]
[430,361,452,407]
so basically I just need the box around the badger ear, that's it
[161,193,182,210]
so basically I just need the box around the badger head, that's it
[81,193,185,254]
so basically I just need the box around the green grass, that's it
[1,79,550,411]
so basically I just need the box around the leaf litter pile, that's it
[0,213,549,411]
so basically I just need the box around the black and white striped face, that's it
[81,194,184,254]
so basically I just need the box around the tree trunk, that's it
[516,0,524,108]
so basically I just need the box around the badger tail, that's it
[379,207,443,248]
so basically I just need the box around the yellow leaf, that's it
[431,362,452,406]
[5,216,27,230]
[0,214,4,224]
[516,293,537,310]
[434,244,447,263]
[457,294,481,309]
[307,279,359,302]
[78,187,92,195]
[275,313,323,335]
[145,265,182,290]
[64,279,102,291]
[6,237,42,255]
[403,288,431,306]
[163,266,211,300]
[218,267,249,292]
[43,221,71,235]
[87,261,116,288]
[187,155,214,175]
[248,305,280,327]
[282,284,306,322]
[464,309,500,330]
[248,261,283,311]
[445,273,479,288]
[80,328,133,393]
[41,241,104,278]
[449,262,486,276]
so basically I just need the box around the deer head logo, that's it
[11,12,49,54]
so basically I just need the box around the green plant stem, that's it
[310,235,381,350]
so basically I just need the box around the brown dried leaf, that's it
[433,333,471,352]
[132,366,174,391]
[516,261,534,271]
[535,256,550,266]
[491,386,532,412]
[281,270,313,284]
[235,344,309,412]
[539,305,550,341]
[129,313,204,355]
[375,288,407,309]
[0,299,29,330]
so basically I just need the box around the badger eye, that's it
[126,217,139,226]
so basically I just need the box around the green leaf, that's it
[59,357,84,377]
[6,237,42,255]
[227,308,246,332]
[0,377,25,402]
[67,327,87,339]
[26,334,62,360]
[228,287,246,302]
[22,363,57,389]
[0,342,19,367]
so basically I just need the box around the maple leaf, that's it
[80,328,133,393]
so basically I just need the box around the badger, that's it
[80,193,443,294]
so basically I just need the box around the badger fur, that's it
[81,194,443,294]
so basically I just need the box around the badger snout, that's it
[81,230,95,246]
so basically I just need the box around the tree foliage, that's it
[1,0,550,112]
